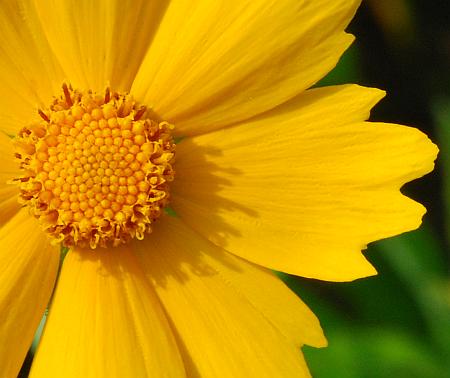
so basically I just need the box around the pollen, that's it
[13,84,175,249]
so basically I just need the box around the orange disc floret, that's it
[13,84,176,249]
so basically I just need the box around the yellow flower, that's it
[0,1,438,377]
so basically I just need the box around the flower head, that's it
[0,1,437,377]
[14,85,175,248]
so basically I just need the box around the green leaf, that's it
[432,97,450,243]
[316,44,363,87]
[174,135,185,144]
[164,206,178,217]
[304,327,447,378]
[374,226,450,364]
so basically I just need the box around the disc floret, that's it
[13,85,175,248]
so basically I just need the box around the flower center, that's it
[13,84,175,249]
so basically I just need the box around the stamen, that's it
[38,109,50,122]
[134,106,147,121]
[62,83,73,106]
[104,87,111,103]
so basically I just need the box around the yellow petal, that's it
[30,245,185,378]
[171,85,438,281]
[35,0,169,92]
[145,216,326,348]
[132,0,360,136]
[136,217,314,377]
[0,0,64,135]
[0,132,20,224]
[0,209,59,378]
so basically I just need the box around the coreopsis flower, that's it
[0,0,437,377]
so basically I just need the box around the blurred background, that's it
[283,1,450,377]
